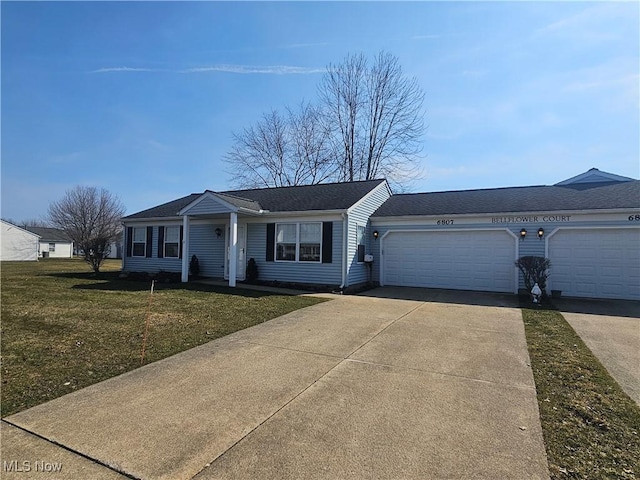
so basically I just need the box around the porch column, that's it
[228,212,238,287]
[181,215,190,283]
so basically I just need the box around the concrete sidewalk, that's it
[4,289,549,479]
[554,297,640,405]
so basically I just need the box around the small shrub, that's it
[189,255,200,277]
[516,256,551,293]
[246,258,258,282]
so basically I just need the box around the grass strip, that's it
[522,307,640,479]
[1,259,326,417]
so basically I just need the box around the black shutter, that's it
[322,222,333,264]
[266,223,275,262]
[126,227,133,257]
[146,226,153,258]
[157,226,165,258]
[179,226,184,259]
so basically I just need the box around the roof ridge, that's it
[211,190,258,202]
[223,178,386,194]
[392,184,550,196]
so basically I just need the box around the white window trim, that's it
[164,226,180,258]
[49,242,56,252]
[132,227,146,257]
[275,222,322,263]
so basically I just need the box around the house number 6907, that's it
[629,215,640,221]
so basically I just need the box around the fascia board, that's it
[346,180,391,214]
[371,207,640,223]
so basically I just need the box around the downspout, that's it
[340,211,348,291]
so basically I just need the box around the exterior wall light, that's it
[537,227,544,240]
[215,228,222,238]
[519,228,527,240]
[373,230,379,240]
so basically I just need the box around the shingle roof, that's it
[23,227,72,242]
[372,180,640,217]
[124,194,201,219]
[223,180,386,212]
[123,180,387,219]
[209,192,263,212]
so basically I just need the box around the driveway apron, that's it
[5,288,549,479]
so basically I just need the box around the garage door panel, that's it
[549,228,640,300]
[383,230,516,293]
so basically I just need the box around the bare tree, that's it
[21,217,50,228]
[319,53,368,182]
[225,51,425,190]
[225,103,335,188]
[319,51,425,188]
[48,186,125,272]
[287,102,336,185]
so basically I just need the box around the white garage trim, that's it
[380,228,519,293]
[545,226,640,300]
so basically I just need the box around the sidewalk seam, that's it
[1,420,139,479]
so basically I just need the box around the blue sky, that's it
[2,1,638,221]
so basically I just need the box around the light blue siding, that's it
[123,224,182,273]
[370,216,637,290]
[246,221,343,285]
[184,196,232,215]
[346,183,391,286]
[189,223,226,278]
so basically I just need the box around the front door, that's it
[226,224,246,280]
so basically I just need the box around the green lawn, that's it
[1,259,326,417]
[523,307,640,479]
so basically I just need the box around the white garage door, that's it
[549,228,640,300]
[382,230,516,293]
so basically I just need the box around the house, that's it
[0,220,40,261]
[23,226,74,259]
[123,179,391,289]
[122,168,640,300]
[105,231,124,259]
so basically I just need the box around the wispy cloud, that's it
[532,3,633,43]
[88,64,324,75]
[89,67,155,73]
[180,64,324,75]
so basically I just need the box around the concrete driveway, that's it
[3,287,549,479]
[554,297,640,405]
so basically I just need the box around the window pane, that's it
[133,243,145,256]
[165,226,180,242]
[165,243,179,258]
[276,224,297,243]
[357,225,365,244]
[134,227,146,242]
[276,243,296,261]
[49,243,56,252]
[300,223,321,243]
[300,244,320,262]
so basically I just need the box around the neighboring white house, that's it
[106,231,123,259]
[23,226,74,259]
[1,220,40,261]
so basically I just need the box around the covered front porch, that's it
[179,191,264,286]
